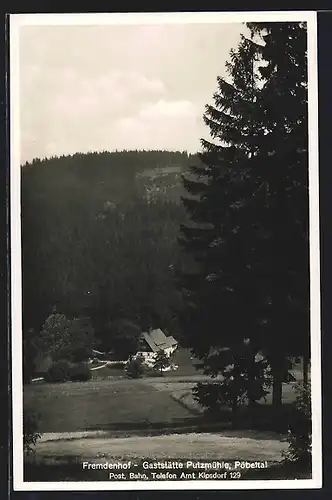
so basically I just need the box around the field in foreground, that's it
[25,368,304,434]
[24,378,196,433]
[24,369,310,483]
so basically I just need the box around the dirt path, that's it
[35,432,288,462]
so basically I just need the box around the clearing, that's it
[24,378,196,433]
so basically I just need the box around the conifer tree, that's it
[246,22,309,404]
[153,349,170,375]
[179,30,265,374]
[179,22,309,410]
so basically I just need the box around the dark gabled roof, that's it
[140,329,178,353]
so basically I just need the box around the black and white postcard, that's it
[9,11,322,491]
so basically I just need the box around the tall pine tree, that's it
[246,22,309,403]
[179,22,309,410]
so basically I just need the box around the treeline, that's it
[22,149,190,199]
[22,150,192,359]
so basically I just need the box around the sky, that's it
[18,22,247,163]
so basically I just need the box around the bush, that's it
[24,409,41,454]
[125,357,145,379]
[152,349,170,375]
[193,345,272,426]
[44,360,70,383]
[193,382,230,417]
[283,382,312,466]
[69,362,92,382]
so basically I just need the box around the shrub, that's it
[193,365,270,421]
[152,349,170,375]
[125,357,145,379]
[44,360,70,383]
[283,382,312,465]
[69,362,92,382]
[193,382,230,417]
[24,409,41,455]
[193,343,272,427]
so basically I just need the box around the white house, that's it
[134,329,178,366]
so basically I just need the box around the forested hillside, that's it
[22,150,196,347]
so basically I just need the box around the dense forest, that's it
[22,150,197,353]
